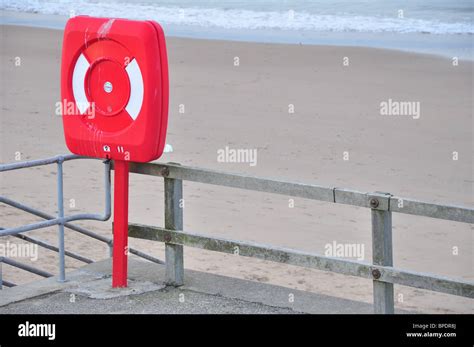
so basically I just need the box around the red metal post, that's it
[112,160,129,287]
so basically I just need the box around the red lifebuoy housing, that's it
[61,16,169,163]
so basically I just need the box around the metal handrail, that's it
[0,155,164,289]
[123,161,474,314]
[13,234,93,264]
[0,196,112,244]
[126,161,474,223]
[0,257,53,278]
[0,154,110,283]
[0,195,164,264]
[0,154,80,172]
[0,227,93,264]
[0,156,111,237]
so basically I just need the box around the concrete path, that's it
[0,259,398,314]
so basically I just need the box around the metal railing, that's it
[1,156,473,313]
[125,161,474,314]
[0,155,163,288]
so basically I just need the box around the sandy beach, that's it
[0,25,472,313]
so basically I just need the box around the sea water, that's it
[1,0,473,58]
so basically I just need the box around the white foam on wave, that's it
[2,0,473,34]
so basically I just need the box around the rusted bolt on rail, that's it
[164,233,172,243]
[372,268,381,279]
[369,198,379,209]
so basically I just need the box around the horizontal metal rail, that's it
[1,257,53,278]
[13,234,93,264]
[125,162,474,223]
[0,154,86,172]
[1,196,112,244]
[129,224,474,299]
[2,280,16,288]
[0,214,109,237]
[0,226,93,264]
[128,248,164,264]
